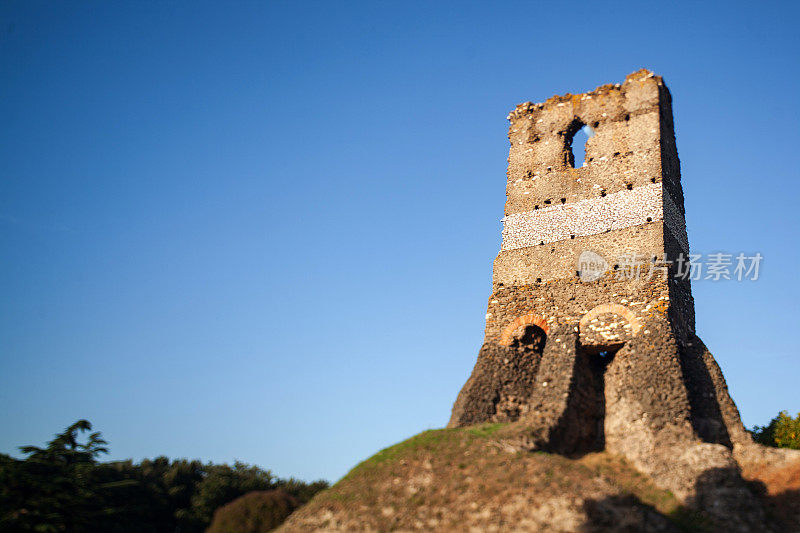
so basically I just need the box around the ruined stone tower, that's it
[449,70,761,509]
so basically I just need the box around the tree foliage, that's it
[0,421,327,532]
[751,411,800,450]
[206,489,298,533]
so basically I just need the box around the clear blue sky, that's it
[1,1,798,483]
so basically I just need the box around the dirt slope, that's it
[280,424,713,532]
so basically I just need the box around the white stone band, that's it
[501,182,688,252]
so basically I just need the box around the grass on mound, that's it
[345,423,507,476]
[289,423,709,531]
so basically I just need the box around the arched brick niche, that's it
[579,303,641,349]
[499,313,550,346]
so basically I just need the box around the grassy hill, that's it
[279,424,712,532]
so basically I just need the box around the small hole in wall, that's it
[536,277,542,283]
[576,271,581,277]
[625,114,630,121]
[592,121,599,129]
[651,177,657,183]
[534,205,539,210]
[544,199,551,204]
[570,234,575,239]
[626,183,633,190]
[646,217,652,222]
[540,241,544,245]
[560,198,566,204]
[568,124,595,168]
[613,264,619,270]
[600,190,607,197]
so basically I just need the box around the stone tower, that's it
[449,70,761,510]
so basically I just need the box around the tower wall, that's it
[449,71,756,516]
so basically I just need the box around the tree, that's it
[206,490,298,533]
[751,411,800,450]
[0,419,108,532]
[189,462,275,526]
[19,420,108,464]
[0,420,328,532]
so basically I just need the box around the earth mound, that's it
[281,424,704,532]
[279,424,800,532]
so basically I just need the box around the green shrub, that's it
[206,489,298,533]
[751,411,800,449]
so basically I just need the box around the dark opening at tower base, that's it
[555,343,622,455]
